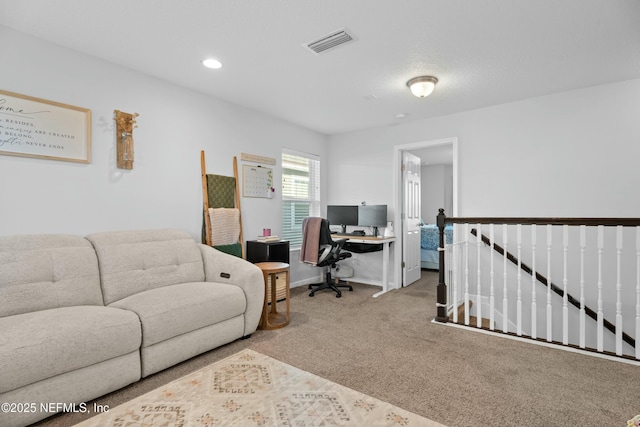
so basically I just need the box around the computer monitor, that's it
[358,205,387,236]
[327,205,358,234]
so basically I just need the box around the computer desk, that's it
[334,235,396,298]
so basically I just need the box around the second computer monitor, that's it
[358,205,387,236]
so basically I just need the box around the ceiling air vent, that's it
[304,28,357,55]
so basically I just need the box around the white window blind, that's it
[281,149,320,248]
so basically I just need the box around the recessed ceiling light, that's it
[201,58,222,69]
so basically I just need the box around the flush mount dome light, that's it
[201,58,222,69]
[406,76,438,98]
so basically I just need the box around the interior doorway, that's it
[393,137,458,288]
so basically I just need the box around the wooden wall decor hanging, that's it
[113,110,138,170]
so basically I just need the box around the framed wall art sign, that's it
[0,89,91,163]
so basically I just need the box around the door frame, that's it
[393,137,459,288]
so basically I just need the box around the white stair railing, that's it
[435,210,640,361]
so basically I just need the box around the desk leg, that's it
[373,241,391,298]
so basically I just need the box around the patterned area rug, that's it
[74,349,445,427]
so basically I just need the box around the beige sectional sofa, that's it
[0,229,264,427]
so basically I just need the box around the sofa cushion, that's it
[0,234,103,317]
[0,306,141,394]
[86,229,205,305]
[110,282,246,347]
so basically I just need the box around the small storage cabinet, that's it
[246,240,290,304]
[246,240,290,264]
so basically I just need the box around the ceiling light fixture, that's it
[201,58,222,69]
[406,76,438,98]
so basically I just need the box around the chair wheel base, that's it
[308,278,351,298]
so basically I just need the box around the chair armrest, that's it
[197,244,265,335]
[332,237,348,251]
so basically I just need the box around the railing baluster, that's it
[546,224,553,342]
[452,238,459,324]
[477,223,482,328]
[597,225,604,352]
[579,225,586,349]
[489,224,495,331]
[531,224,537,339]
[503,224,509,333]
[445,244,451,317]
[562,225,569,345]
[616,226,623,356]
[464,223,470,326]
[517,224,522,336]
[636,226,640,360]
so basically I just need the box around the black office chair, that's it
[301,217,353,298]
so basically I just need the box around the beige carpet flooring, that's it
[33,270,639,427]
[71,348,444,427]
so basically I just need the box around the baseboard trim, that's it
[290,275,323,289]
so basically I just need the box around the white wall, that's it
[328,77,640,218]
[0,26,327,284]
[422,165,445,222]
[421,164,454,223]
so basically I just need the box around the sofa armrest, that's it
[197,244,264,335]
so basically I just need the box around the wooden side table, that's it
[255,262,290,330]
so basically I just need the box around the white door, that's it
[402,152,421,286]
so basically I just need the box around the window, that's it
[281,149,320,248]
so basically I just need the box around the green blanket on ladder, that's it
[202,173,242,257]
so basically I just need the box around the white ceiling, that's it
[1,0,639,136]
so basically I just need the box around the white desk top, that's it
[334,235,396,244]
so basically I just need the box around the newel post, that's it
[435,208,448,323]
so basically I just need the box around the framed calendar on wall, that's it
[242,165,273,198]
